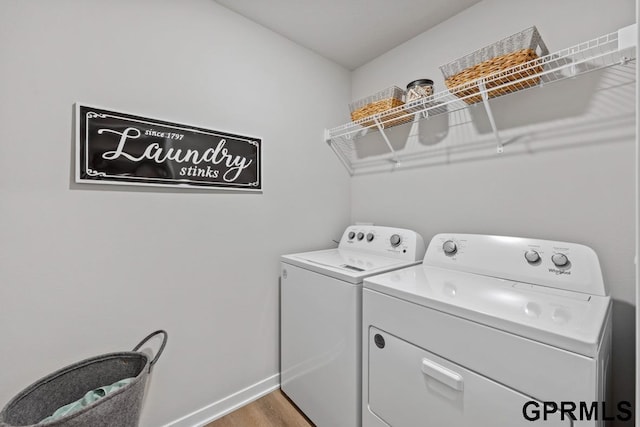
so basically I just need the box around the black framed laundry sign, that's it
[75,103,261,191]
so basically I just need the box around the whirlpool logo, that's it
[548,268,571,275]
[522,401,633,422]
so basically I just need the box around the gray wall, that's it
[349,0,636,422]
[0,0,636,425]
[0,1,351,426]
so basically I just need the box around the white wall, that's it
[350,0,636,423]
[636,0,640,416]
[0,1,351,426]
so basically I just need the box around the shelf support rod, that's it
[373,117,400,166]
[477,79,504,154]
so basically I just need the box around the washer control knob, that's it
[390,234,402,247]
[552,308,571,324]
[348,231,355,240]
[366,233,375,242]
[524,250,541,264]
[551,253,569,267]
[357,232,365,241]
[443,240,457,255]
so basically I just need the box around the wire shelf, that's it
[325,25,637,175]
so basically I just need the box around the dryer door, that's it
[366,327,570,427]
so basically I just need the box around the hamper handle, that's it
[133,330,168,372]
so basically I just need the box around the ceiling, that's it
[214,0,481,70]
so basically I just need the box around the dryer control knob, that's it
[552,253,569,267]
[390,234,401,247]
[348,231,355,240]
[524,250,541,264]
[357,232,365,241]
[366,233,375,242]
[443,240,457,255]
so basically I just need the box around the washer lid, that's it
[282,248,420,284]
[364,265,611,357]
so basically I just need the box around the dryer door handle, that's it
[421,358,464,391]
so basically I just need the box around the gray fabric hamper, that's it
[0,330,167,427]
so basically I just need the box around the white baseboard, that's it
[163,374,280,427]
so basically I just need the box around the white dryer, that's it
[281,225,425,427]
[362,234,612,427]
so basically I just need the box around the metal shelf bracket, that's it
[324,129,355,175]
[374,116,401,166]
[477,79,504,154]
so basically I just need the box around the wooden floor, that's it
[205,389,314,427]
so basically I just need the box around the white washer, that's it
[362,234,612,427]
[281,225,425,427]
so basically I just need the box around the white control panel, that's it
[424,234,606,296]
[339,225,426,261]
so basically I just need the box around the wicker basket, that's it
[440,26,549,104]
[349,86,412,128]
